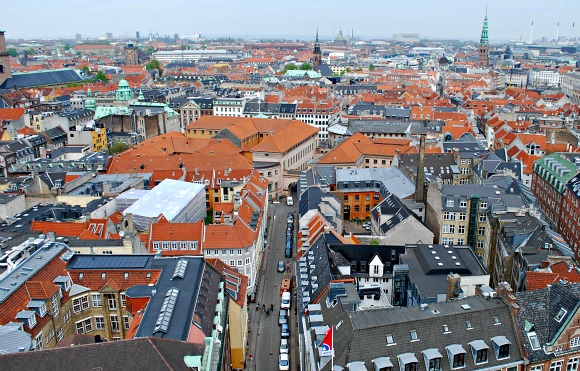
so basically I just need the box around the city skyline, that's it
[1,0,579,42]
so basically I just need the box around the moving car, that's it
[280,338,289,354]
[287,213,294,223]
[287,196,293,206]
[279,353,290,370]
[277,261,286,273]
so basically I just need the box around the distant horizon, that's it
[1,0,578,43]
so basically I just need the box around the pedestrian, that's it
[262,304,266,312]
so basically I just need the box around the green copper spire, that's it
[480,9,489,46]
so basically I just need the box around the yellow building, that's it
[91,127,107,152]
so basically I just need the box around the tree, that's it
[82,65,91,75]
[369,63,375,72]
[282,63,297,73]
[26,48,36,55]
[205,208,213,225]
[145,46,155,55]
[64,43,72,51]
[94,71,108,82]
[299,63,312,71]
[369,240,379,245]
[145,59,161,71]
[108,142,132,154]
[7,48,18,57]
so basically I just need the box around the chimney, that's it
[415,134,426,203]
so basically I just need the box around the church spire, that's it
[480,8,489,46]
[313,29,322,66]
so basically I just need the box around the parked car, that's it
[280,323,290,338]
[285,247,292,258]
[287,213,294,223]
[281,291,291,309]
[280,338,289,354]
[279,353,290,370]
[286,196,293,206]
[278,309,288,325]
[277,261,285,273]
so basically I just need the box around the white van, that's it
[286,196,294,206]
[281,291,291,309]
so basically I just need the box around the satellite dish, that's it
[119,231,125,237]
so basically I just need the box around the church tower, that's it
[124,43,139,66]
[312,30,322,66]
[478,10,490,67]
[0,30,12,87]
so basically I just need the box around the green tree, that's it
[369,63,375,72]
[369,240,379,245]
[64,43,72,51]
[82,65,91,75]
[94,70,108,82]
[299,62,312,70]
[282,63,297,73]
[108,142,132,154]
[145,59,162,72]
[7,48,18,57]
[205,208,213,225]
[145,46,155,55]
[26,48,37,55]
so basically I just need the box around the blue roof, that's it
[68,255,151,270]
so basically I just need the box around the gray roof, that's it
[372,193,414,235]
[0,323,32,354]
[399,153,459,181]
[325,295,524,370]
[348,120,427,135]
[515,283,580,363]
[0,337,205,371]
[0,69,83,89]
[336,167,415,200]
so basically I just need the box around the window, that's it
[57,329,63,342]
[459,213,466,221]
[91,294,102,307]
[466,321,472,330]
[51,294,59,316]
[153,242,160,250]
[460,200,467,208]
[528,332,541,350]
[443,212,456,220]
[443,325,450,333]
[35,332,44,350]
[404,363,417,371]
[442,237,454,245]
[120,293,126,307]
[555,308,568,322]
[428,357,442,371]
[245,258,250,265]
[410,330,418,341]
[479,214,486,222]
[530,366,543,371]
[95,316,105,330]
[75,318,93,334]
[568,358,579,371]
[478,226,485,236]
[73,295,89,313]
[452,353,465,368]
[477,240,485,249]
[550,361,563,371]
[110,315,120,332]
[571,337,580,348]
[497,344,510,359]
[123,316,130,330]
[480,201,487,208]
[386,334,395,346]
[107,294,117,310]
[443,224,455,234]
[457,238,464,245]
[446,199,454,207]
[171,242,179,250]
[475,348,488,363]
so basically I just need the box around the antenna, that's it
[556,22,560,42]
[530,21,534,44]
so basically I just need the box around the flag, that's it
[320,327,333,356]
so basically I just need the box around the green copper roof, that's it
[480,13,489,46]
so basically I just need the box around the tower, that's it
[312,30,322,66]
[415,134,426,203]
[0,29,12,87]
[124,43,139,66]
[478,10,490,67]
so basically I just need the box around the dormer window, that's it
[469,340,489,365]
[446,344,466,369]
[398,353,418,371]
[443,324,450,334]
[423,348,443,371]
[491,336,511,360]
[528,331,541,350]
[466,321,473,330]
[555,308,568,323]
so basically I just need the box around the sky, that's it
[1,0,579,43]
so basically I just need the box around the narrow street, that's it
[247,199,298,371]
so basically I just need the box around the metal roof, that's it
[68,255,150,270]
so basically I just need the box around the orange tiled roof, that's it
[71,270,162,292]
[526,262,580,290]
[0,108,25,121]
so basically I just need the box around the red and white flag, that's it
[320,326,334,356]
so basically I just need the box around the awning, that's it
[469,340,489,351]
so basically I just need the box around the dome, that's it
[438,56,450,65]
[118,79,129,88]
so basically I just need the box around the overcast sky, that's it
[1,0,578,42]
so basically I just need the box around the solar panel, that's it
[72,255,149,269]
[154,287,179,334]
